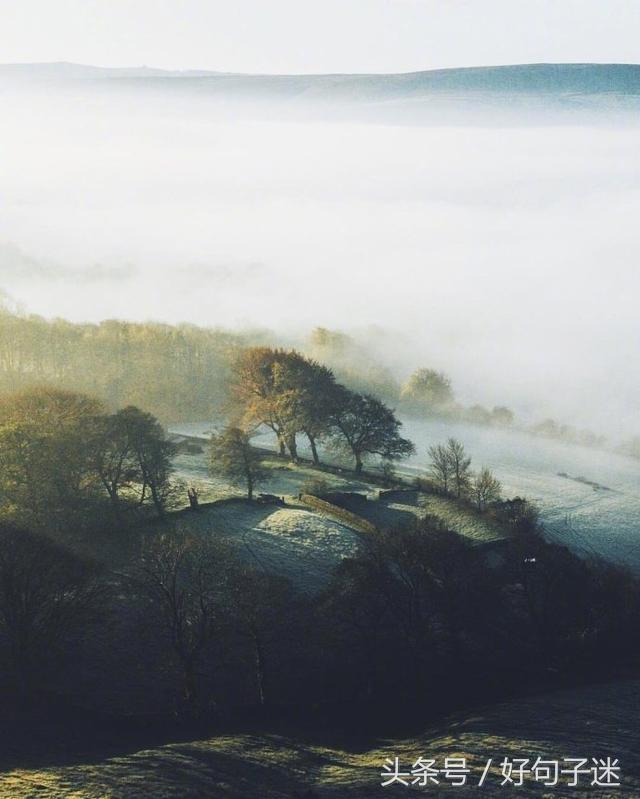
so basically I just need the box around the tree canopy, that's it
[231,347,414,474]
[0,387,175,531]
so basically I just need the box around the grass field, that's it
[170,450,504,591]
[173,498,361,591]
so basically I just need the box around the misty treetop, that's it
[400,368,454,411]
[306,327,401,404]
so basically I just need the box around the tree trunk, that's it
[354,453,363,474]
[247,474,254,501]
[277,436,286,458]
[182,657,198,710]
[253,633,267,706]
[149,481,164,518]
[287,434,298,461]
[106,484,123,519]
[15,641,35,706]
[307,433,320,465]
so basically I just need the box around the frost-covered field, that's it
[172,418,640,570]
[169,426,503,589]
[170,436,374,504]
[401,418,640,569]
[175,500,360,592]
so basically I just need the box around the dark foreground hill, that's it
[2,680,639,797]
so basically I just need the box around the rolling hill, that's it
[2,61,640,93]
[2,62,640,123]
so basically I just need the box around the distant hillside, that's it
[3,62,639,124]
[5,62,640,126]
[2,61,640,95]
[0,61,226,80]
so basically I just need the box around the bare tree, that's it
[472,467,502,511]
[134,532,232,710]
[446,438,472,499]
[428,443,453,494]
[228,567,299,707]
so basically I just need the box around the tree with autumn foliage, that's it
[230,347,339,463]
[230,347,295,458]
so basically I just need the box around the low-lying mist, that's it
[0,82,638,437]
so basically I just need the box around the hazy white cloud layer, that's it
[0,87,638,435]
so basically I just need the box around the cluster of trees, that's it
[0,387,176,534]
[427,438,502,511]
[0,313,409,426]
[464,404,515,427]
[399,367,516,428]
[2,511,639,725]
[400,368,454,412]
[229,347,414,475]
[322,516,640,709]
[530,417,606,449]
[0,309,248,422]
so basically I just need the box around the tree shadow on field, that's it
[354,502,417,531]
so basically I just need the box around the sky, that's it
[1,0,640,74]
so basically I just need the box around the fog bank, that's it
[0,79,638,436]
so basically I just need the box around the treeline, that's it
[399,368,609,448]
[1,512,639,726]
[0,310,617,451]
[0,368,414,539]
[529,417,607,449]
[0,310,509,428]
[0,310,248,422]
